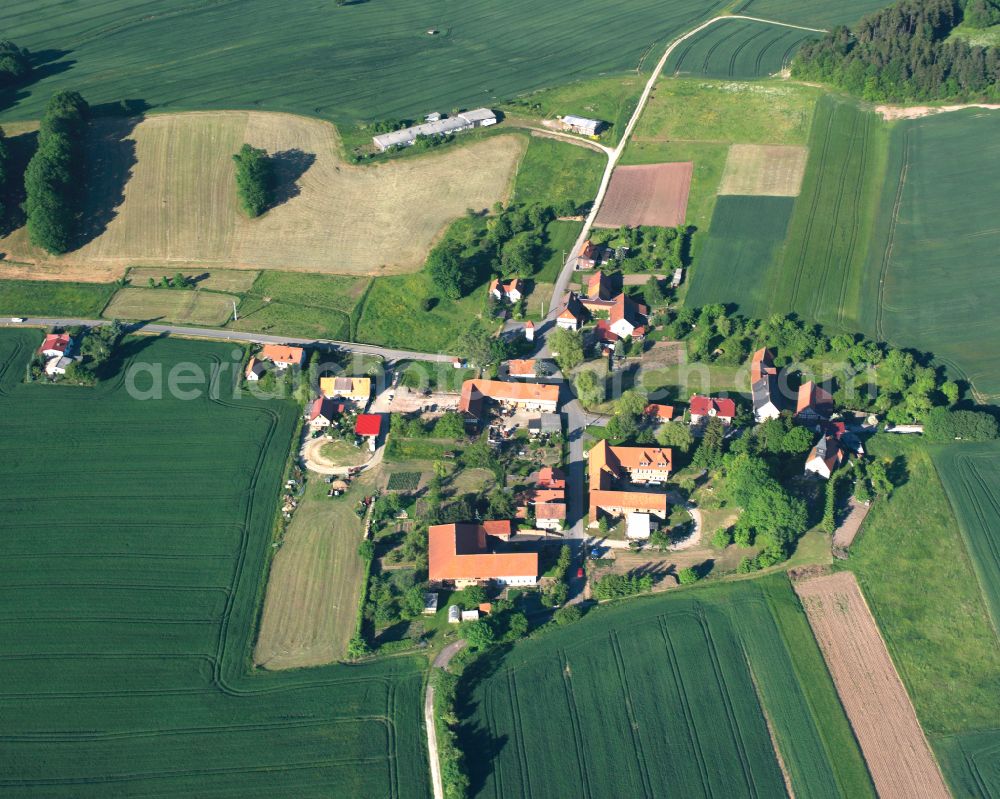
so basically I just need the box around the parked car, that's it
[576,567,584,579]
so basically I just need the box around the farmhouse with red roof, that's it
[689,395,736,427]
[489,277,523,303]
[38,333,71,358]
[428,522,537,588]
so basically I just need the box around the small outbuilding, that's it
[447,604,461,624]
[423,592,439,615]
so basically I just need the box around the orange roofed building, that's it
[587,439,670,526]
[459,379,559,419]
[259,344,304,370]
[428,522,538,588]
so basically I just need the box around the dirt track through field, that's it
[794,571,951,799]
[594,162,693,228]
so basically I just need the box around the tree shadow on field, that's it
[75,109,146,250]
[887,455,909,489]
[0,49,76,115]
[269,149,317,209]
[0,129,37,236]
[455,646,512,796]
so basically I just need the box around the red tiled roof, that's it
[796,381,834,416]
[507,359,536,377]
[689,395,736,418]
[645,403,675,421]
[595,319,619,343]
[260,344,304,365]
[39,333,70,354]
[428,522,537,582]
[537,467,565,489]
[354,414,382,436]
[459,379,559,414]
[750,348,776,384]
[535,503,567,520]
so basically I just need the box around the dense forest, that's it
[793,0,1000,102]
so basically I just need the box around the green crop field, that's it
[731,0,892,27]
[460,574,874,799]
[0,0,729,124]
[930,443,1000,634]
[665,18,819,79]
[845,436,1000,798]
[0,330,429,798]
[861,111,1000,399]
[765,97,888,329]
[684,195,794,315]
[0,278,115,317]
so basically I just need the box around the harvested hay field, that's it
[718,144,809,196]
[794,571,951,799]
[102,287,238,325]
[0,111,525,277]
[594,162,693,228]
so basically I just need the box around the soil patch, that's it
[595,162,693,228]
[794,571,950,799]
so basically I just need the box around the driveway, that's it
[425,639,468,799]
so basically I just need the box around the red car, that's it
[576,567,584,579]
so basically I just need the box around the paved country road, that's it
[0,316,452,363]
[425,639,468,799]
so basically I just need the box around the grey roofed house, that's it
[751,374,782,422]
[562,115,603,135]
[372,108,497,151]
[528,413,562,437]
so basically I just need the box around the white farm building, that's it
[561,115,603,136]
[372,108,497,151]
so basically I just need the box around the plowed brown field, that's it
[594,162,693,228]
[794,571,950,799]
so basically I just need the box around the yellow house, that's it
[320,376,371,403]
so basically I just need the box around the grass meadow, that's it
[860,110,1000,399]
[930,443,1000,634]
[460,574,874,799]
[664,18,819,79]
[0,0,729,125]
[502,75,646,145]
[102,286,238,326]
[730,0,893,27]
[0,330,429,798]
[630,78,820,148]
[0,278,115,317]
[511,137,605,211]
[254,475,368,670]
[844,436,1000,796]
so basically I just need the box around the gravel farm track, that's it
[794,571,951,799]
